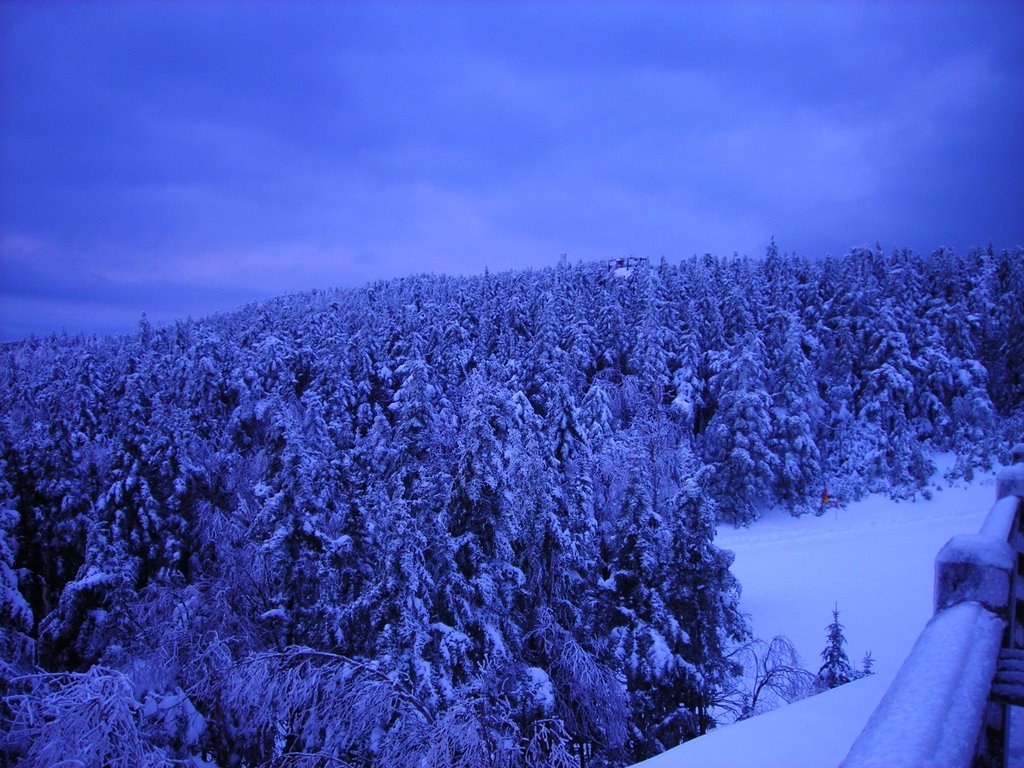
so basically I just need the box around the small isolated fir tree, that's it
[861,650,875,677]
[817,606,854,690]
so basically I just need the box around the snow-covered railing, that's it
[842,444,1024,768]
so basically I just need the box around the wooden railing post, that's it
[996,456,1024,503]
[934,534,1014,616]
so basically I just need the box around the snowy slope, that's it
[637,674,891,768]
[637,460,997,767]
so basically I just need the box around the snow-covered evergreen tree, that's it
[663,447,749,739]
[0,451,33,684]
[769,315,823,515]
[705,331,776,524]
[817,607,855,690]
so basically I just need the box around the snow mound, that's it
[635,674,891,768]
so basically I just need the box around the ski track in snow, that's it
[637,456,1000,767]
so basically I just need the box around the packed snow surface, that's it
[636,459,997,767]
[637,674,890,768]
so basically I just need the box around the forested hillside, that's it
[1,244,1022,767]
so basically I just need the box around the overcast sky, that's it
[1,2,1022,340]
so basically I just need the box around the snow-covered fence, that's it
[842,445,1024,768]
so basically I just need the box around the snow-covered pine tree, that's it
[856,296,923,492]
[984,247,1024,413]
[662,446,749,740]
[596,448,671,761]
[769,314,823,515]
[0,450,33,683]
[666,328,702,435]
[249,390,344,650]
[817,607,855,690]
[705,331,776,524]
[445,371,521,677]
[861,650,875,676]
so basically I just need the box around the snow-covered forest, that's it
[1,243,1022,767]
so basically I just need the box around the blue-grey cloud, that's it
[2,1,1022,339]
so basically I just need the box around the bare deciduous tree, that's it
[717,635,816,722]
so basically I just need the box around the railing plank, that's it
[981,496,1022,539]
